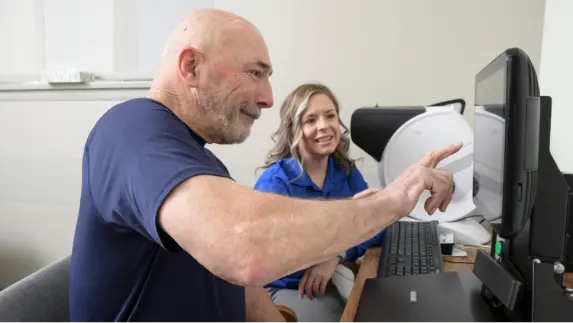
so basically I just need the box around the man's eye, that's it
[250,70,263,78]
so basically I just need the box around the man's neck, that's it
[148,86,182,114]
[148,85,217,144]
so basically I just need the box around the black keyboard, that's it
[377,220,443,277]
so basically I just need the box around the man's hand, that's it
[298,257,339,299]
[417,142,463,169]
[381,142,462,217]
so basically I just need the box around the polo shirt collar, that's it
[282,154,346,189]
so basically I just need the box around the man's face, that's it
[197,34,274,144]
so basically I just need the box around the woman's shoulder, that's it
[255,159,293,185]
[254,159,296,194]
[345,162,369,191]
[348,163,364,176]
[331,155,363,178]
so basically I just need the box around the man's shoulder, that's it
[95,98,178,131]
[86,98,200,152]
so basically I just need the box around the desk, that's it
[341,246,573,322]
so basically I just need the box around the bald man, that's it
[69,8,460,322]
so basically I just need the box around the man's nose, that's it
[256,79,274,109]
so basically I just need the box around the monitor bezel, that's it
[474,48,536,239]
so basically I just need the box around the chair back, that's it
[0,255,299,322]
[0,255,70,322]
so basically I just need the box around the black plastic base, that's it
[473,250,523,311]
[531,261,573,321]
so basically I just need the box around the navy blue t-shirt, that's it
[69,98,245,321]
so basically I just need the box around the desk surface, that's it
[340,246,573,322]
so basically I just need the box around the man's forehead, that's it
[219,24,272,74]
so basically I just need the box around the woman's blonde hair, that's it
[259,83,356,175]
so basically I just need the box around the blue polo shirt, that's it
[69,98,245,321]
[254,156,384,289]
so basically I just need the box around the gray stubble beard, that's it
[200,92,252,145]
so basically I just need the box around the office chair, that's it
[0,255,298,322]
[0,255,70,321]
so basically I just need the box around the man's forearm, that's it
[243,190,398,285]
[245,286,284,322]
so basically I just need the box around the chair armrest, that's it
[276,304,297,322]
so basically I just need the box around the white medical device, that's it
[350,104,491,245]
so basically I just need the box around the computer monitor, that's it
[472,47,540,239]
[472,48,573,321]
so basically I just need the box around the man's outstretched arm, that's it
[159,174,396,286]
[159,143,461,287]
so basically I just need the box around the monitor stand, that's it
[473,96,573,321]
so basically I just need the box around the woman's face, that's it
[298,93,341,160]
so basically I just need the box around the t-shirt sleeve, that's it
[88,105,230,251]
[124,132,229,250]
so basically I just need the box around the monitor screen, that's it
[473,59,507,223]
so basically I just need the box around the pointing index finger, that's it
[419,142,463,168]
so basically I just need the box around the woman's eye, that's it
[328,114,336,119]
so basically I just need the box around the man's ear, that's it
[177,47,202,87]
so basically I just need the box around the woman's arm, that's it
[343,230,385,262]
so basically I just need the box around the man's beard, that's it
[198,90,253,144]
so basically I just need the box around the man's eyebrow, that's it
[256,60,273,76]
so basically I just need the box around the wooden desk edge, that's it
[340,246,573,322]
[340,247,380,322]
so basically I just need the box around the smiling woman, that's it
[253,83,385,322]
[259,83,354,178]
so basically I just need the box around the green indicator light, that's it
[495,241,502,256]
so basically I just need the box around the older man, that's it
[69,8,460,322]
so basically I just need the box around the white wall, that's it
[0,99,132,287]
[210,0,545,185]
[539,0,573,173]
[0,0,546,287]
[0,0,43,76]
